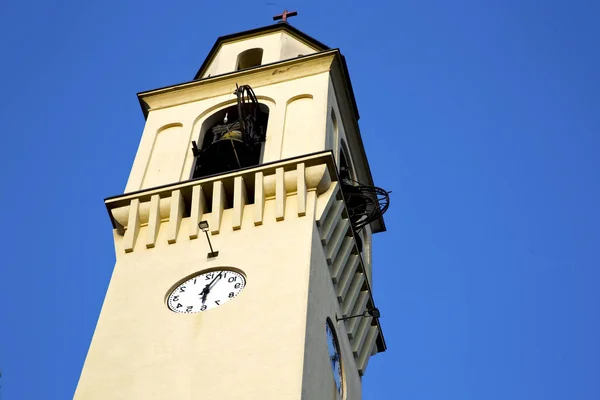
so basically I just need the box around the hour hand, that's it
[199,285,210,303]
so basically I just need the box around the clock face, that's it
[326,319,343,397]
[167,269,246,314]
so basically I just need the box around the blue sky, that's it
[1,0,599,399]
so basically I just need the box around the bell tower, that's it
[75,19,390,400]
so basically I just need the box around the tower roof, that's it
[193,23,330,80]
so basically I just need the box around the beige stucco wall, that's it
[301,224,362,400]
[76,193,320,399]
[140,123,185,188]
[76,150,383,398]
[125,72,330,193]
[202,32,318,78]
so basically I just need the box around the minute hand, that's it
[208,272,223,290]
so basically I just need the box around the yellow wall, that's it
[126,71,330,193]
[201,32,318,78]
[77,193,317,399]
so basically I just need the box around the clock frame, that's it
[166,268,246,314]
[326,318,344,398]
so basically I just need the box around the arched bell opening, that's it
[338,141,356,183]
[191,85,269,179]
[236,48,263,70]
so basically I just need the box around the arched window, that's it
[191,92,269,179]
[328,109,338,156]
[339,139,356,183]
[236,48,263,70]
[358,228,372,280]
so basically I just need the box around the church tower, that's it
[75,17,390,400]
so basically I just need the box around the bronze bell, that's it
[220,129,244,142]
[193,125,256,178]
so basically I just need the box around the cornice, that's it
[138,50,339,117]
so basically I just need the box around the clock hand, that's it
[198,285,209,296]
[207,272,223,290]
[200,272,223,304]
